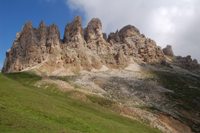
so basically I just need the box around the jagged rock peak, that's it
[119,25,140,39]
[108,25,141,43]
[63,16,84,44]
[23,21,33,30]
[163,45,174,57]
[37,21,48,44]
[20,21,33,37]
[84,18,104,43]
[46,24,61,46]
[48,24,60,35]
[39,20,46,29]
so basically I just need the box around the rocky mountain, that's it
[2,16,200,133]
[3,16,191,75]
[3,16,199,75]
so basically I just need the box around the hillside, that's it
[1,64,200,133]
[0,72,161,133]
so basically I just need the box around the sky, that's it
[0,0,200,69]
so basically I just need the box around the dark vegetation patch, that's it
[153,71,200,111]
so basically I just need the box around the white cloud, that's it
[67,0,200,61]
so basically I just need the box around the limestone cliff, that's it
[2,16,199,75]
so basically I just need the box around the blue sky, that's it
[0,0,84,68]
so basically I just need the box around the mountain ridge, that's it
[3,16,199,75]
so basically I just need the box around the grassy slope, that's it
[0,73,161,133]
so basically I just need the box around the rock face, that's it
[63,16,85,47]
[108,25,165,63]
[84,18,110,56]
[175,55,200,70]
[2,21,61,73]
[163,45,174,56]
[4,16,197,75]
[84,18,104,43]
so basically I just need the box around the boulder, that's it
[163,45,174,56]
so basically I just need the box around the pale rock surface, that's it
[3,16,199,75]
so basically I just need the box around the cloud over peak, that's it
[67,0,200,61]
